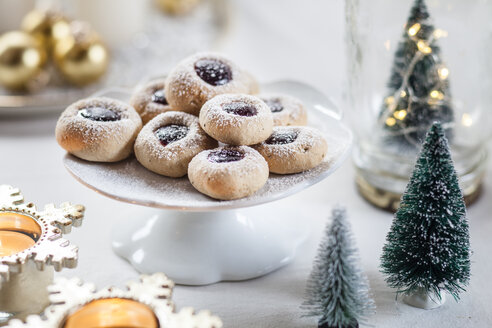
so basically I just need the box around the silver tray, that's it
[0,0,229,116]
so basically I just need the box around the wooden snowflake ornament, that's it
[7,273,223,328]
[0,185,84,323]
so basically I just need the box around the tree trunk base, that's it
[402,288,446,309]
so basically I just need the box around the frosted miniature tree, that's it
[380,0,453,148]
[302,207,374,328]
[380,122,470,308]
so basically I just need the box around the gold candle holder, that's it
[0,185,84,325]
[6,273,223,328]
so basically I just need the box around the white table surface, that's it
[1,0,491,327]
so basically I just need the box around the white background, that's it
[0,0,491,327]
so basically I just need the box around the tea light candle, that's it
[0,185,84,325]
[5,273,223,328]
[0,212,41,257]
[0,231,36,257]
[63,298,159,328]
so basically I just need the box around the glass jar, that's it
[345,0,491,211]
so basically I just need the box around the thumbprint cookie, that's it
[253,126,327,174]
[56,97,142,162]
[130,78,174,124]
[199,94,273,145]
[259,94,307,126]
[188,146,269,200]
[134,111,217,177]
[165,52,253,115]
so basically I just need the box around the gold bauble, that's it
[21,9,71,51]
[156,0,201,15]
[0,31,47,90]
[53,22,109,86]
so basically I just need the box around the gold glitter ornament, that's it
[21,9,71,51]
[53,22,109,86]
[156,0,201,15]
[0,31,47,90]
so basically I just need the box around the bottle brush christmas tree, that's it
[380,122,471,309]
[379,0,453,149]
[302,207,374,328]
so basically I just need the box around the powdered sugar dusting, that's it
[129,78,174,123]
[56,97,142,146]
[165,52,252,114]
[63,85,351,210]
[135,111,217,162]
[190,145,267,178]
[200,94,272,128]
[255,126,323,159]
[64,127,344,210]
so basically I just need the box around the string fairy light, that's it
[417,40,432,54]
[386,117,397,127]
[394,109,408,120]
[383,20,450,130]
[433,28,448,39]
[461,113,473,127]
[381,0,453,144]
[385,96,395,105]
[430,90,444,100]
[438,67,449,80]
[407,23,421,37]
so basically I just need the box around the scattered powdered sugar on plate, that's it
[63,80,352,211]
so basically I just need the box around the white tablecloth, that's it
[0,0,491,327]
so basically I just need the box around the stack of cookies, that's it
[56,53,328,200]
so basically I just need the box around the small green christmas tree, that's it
[380,0,453,148]
[302,207,374,328]
[380,122,470,306]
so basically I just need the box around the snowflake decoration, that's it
[0,184,85,284]
[7,273,223,328]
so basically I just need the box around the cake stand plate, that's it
[64,80,352,285]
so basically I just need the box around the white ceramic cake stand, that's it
[63,81,352,285]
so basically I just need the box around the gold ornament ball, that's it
[54,23,109,86]
[21,9,71,51]
[156,0,201,15]
[0,31,47,90]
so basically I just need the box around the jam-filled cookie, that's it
[56,97,142,162]
[165,52,253,115]
[259,94,307,126]
[253,126,327,174]
[134,111,217,178]
[130,78,174,124]
[199,94,273,146]
[188,146,269,200]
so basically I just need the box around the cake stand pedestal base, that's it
[112,203,309,285]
